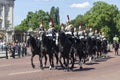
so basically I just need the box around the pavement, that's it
[0,49,120,80]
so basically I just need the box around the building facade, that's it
[0,0,15,42]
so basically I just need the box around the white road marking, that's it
[0,62,39,68]
[8,70,42,76]
[0,64,11,67]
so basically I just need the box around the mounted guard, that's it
[78,23,84,40]
[39,20,45,41]
[65,15,74,36]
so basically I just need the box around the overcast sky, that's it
[14,0,120,26]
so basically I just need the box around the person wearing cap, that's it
[113,35,119,55]
[113,35,119,43]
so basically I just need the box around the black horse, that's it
[101,39,108,57]
[56,31,74,71]
[96,38,102,58]
[41,32,59,69]
[84,36,97,63]
[113,42,119,55]
[26,34,43,69]
[72,37,87,69]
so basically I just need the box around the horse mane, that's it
[29,36,39,50]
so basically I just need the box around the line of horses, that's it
[26,30,109,71]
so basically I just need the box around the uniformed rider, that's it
[39,22,45,41]
[60,23,65,32]
[65,15,74,36]
[88,26,94,39]
[47,19,56,41]
[78,24,84,40]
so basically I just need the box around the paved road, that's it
[0,50,120,80]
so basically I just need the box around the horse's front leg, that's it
[66,58,69,71]
[59,54,64,68]
[39,53,44,70]
[44,54,47,68]
[48,54,53,70]
[31,54,35,68]
[70,53,75,71]
[54,52,59,69]
[51,54,54,69]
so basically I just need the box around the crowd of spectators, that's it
[0,40,27,59]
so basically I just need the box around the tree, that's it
[15,10,50,31]
[71,15,86,29]
[114,11,120,35]
[72,1,119,41]
[84,1,119,41]
[50,6,60,25]
[15,6,60,31]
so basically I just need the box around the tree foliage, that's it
[50,6,60,26]
[72,1,119,41]
[114,11,120,33]
[15,6,60,31]
[15,2,120,41]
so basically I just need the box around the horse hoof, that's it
[66,69,69,72]
[80,67,83,70]
[40,67,44,70]
[55,66,58,69]
[49,66,52,70]
[43,65,46,68]
[70,68,73,71]
[32,65,35,68]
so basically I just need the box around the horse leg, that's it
[31,54,35,68]
[99,51,102,58]
[115,49,116,55]
[59,55,64,69]
[64,57,67,67]
[54,53,59,68]
[117,49,119,55]
[48,54,52,70]
[51,55,54,69]
[78,55,83,70]
[69,48,75,70]
[66,58,69,71]
[70,53,74,71]
[44,54,47,68]
[39,53,44,70]
[88,56,92,63]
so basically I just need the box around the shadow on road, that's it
[73,67,95,72]
[85,62,99,65]
[95,56,114,62]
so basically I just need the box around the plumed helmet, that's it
[79,23,82,30]
[40,24,43,28]
[49,18,54,27]
[49,22,52,27]
[89,26,92,31]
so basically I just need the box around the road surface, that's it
[0,49,120,80]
